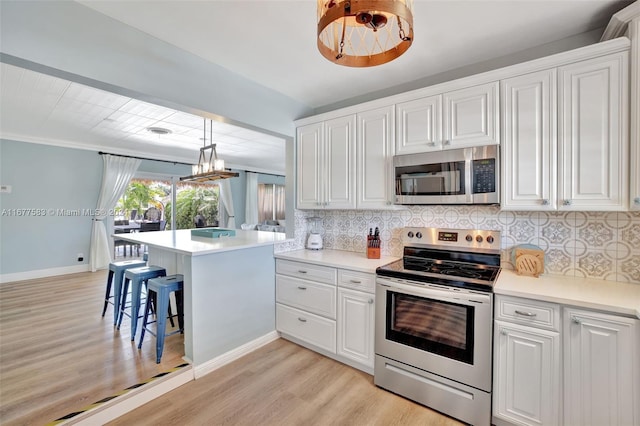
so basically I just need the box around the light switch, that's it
[0,185,11,194]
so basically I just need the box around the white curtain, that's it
[90,155,141,271]
[218,178,236,228]
[245,172,259,225]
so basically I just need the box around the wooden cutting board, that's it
[515,247,544,277]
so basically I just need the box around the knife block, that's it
[367,246,380,259]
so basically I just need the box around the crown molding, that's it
[601,1,640,41]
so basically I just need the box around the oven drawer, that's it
[276,275,336,319]
[276,303,336,353]
[495,295,560,331]
[276,259,337,285]
[338,270,375,293]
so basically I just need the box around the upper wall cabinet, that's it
[630,17,640,211]
[501,69,557,210]
[396,82,499,155]
[558,52,629,211]
[296,116,356,209]
[502,52,629,211]
[356,106,396,209]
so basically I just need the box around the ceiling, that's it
[0,0,633,176]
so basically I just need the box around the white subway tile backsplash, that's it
[275,208,640,283]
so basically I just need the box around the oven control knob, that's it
[476,235,483,243]
[407,231,414,238]
[416,232,422,239]
[466,234,473,242]
[487,235,495,244]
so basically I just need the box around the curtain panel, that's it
[218,178,235,228]
[89,155,141,271]
[245,172,259,225]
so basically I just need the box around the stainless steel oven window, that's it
[386,291,475,364]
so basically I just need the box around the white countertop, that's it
[495,269,640,319]
[114,229,288,256]
[275,249,399,274]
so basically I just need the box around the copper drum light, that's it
[317,0,414,67]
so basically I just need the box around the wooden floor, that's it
[0,268,186,425]
[109,339,464,426]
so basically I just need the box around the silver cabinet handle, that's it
[427,142,436,147]
[350,279,362,284]
[443,140,450,145]
[563,199,572,206]
[500,329,507,336]
[541,199,549,205]
[298,270,307,274]
[298,317,307,322]
[572,316,582,324]
[297,286,307,290]
[368,299,374,304]
[386,201,392,205]
[634,197,640,205]
[515,310,537,317]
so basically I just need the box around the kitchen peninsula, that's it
[114,229,287,372]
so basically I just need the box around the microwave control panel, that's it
[472,159,496,194]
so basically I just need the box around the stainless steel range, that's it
[375,227,501,426]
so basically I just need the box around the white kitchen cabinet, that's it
[501,69,557,210]
[443,82,500,149]
[502,51,629,211]
[396,95,441,154]
[276,259,337,354]
[396,82,499,155]
[558,52,629,211]
[276,258,377,373]
[356,105,396,209]
[494,321,560,426]
[337,288,375,368]
[563,308,639,426]
[493,296,561,426]
[296,115,356,209]
[630,17,640,211]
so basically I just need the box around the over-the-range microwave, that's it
[393,145,499,205]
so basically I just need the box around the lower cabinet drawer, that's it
[276,303,337,354]
[276,275,336,319]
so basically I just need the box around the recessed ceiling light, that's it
[146,127,172,135]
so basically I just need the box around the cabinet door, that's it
[631,18,640,211]
[558,52,629,211]
[325,115,356,209]
[443,82,499,148]
[564,308,639,426]
[357,106,395,209]
[396,95,442,154]
[501,69,557,210]
[337,288,375,368]
[494,321,560,426]
[296,122,323,209]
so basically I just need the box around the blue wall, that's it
[0,140,102,275]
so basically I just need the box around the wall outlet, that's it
[0,185,11,194]
[77,253,84,262]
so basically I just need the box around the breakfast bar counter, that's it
[115,229,287,372]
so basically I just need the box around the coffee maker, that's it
[306,217,323,250]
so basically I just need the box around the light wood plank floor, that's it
[0,269,186,425]
[109,339,464,426]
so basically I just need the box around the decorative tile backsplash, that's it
[275,206,640,284]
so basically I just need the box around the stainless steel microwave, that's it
[394,145,499,205]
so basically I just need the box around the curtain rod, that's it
[98,151,191,166]
[99,152,285,177]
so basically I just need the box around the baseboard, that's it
[65,364,194,425]
[0,264,91,284]
[194,330,280,379]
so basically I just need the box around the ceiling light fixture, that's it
[146,126,172,135]
[180,118,239,183]
[317,0,414,67]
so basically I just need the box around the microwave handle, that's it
[465,149,473,203]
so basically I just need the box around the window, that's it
[258,184,285,222]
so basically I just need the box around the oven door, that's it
[375,277,492,391]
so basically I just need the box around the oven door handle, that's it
[376,277,491,305]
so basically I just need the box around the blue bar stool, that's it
[117,265,166,341]
[138,274,184,363]
[103,259,146,325]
